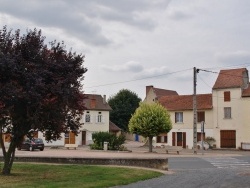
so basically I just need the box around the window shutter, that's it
[197,111,205,122]
[164,136,168,143]
[102,115,105,123]
[224,91,231,102]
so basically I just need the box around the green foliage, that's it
[108,89,141,132]
[91,132,126,150]
[129,102,172,138]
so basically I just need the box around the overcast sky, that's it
[1,0,250,99]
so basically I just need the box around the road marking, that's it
[204,157,250,169]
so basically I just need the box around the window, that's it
[224,107,231,119]
[175,112,183,123]
[85,112,91,123]
[224,91,231,102]
[65,133,69,138]
[97,112,102,123]
[156,134,168,143]
[197,111,205,122]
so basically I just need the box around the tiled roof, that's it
[109,121,121,132]
[154,88,178,97]
[213,68,247,89]
[159,94,212,111]
[83,94,112,111]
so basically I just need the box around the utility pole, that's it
[193,67,198,154]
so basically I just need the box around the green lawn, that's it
[0,163,163,188]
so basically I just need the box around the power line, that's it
[202,63,250,71]
[85,64,250,89]
[197,74,212,89]
[199,68,248,79]
[85,68,192,88]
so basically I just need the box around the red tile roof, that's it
[159,94,212,111]
[83,94,112,111]
[154,88,178,97]
[213,68,247,89]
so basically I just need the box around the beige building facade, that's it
[144,68,250,149]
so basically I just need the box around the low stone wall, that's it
[0,156,168,171]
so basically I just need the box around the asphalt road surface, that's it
[116,156,250,188]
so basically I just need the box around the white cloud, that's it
[1,0,250,99]
[101,61,143,72]
[216,51,250,66]
[134,66,172,79]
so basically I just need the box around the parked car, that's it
[197,141,210,150]
[17,138,44,151]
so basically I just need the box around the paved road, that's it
[2,142,250,187]
[116,156,250,188]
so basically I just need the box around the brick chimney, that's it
[90,98,96,108]
[103,95,106,104]
[146,85,153,96]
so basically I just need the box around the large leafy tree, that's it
[0,26,87,175]
[129,102,172,152]
[108,89,141,132]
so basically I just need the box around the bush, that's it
[205,136,216,148]
[91,132,126,150]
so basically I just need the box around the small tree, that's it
[129,102,172,152]
[108,89,141,132]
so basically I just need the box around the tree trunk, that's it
[148,136,153,152]
[2,141,17,175]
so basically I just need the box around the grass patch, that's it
[0,163,163,188]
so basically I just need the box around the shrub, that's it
[91,132,126,150]
[205,136,216,148]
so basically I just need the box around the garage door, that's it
[220,130,236,148]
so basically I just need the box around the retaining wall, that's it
[0,156,168,171]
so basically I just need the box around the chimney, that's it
[90,98,96,108]
[103,95,106,104]
[146,85,153,96]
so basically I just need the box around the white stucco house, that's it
[0,94,121,147]
[38,94,121,146]
[144,68,250,149]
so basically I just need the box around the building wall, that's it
[241,97,250,144]
[152,109,213,148]
[80,110,109,132]
[38,110,110,147]
[212,88,244,148]
[143,88,156,103]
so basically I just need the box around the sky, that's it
[1,0,250,100]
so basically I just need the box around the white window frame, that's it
[85,113,91,123]
[97,114,102,123]
[175,112,183,123]
[224,107,231,119]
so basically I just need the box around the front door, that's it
[65,131,76,144]
[82,131,86,145]
[172,132,186,148]
[220,130,236,148]
[177,132,182,146]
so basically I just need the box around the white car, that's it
[197,141,210,150]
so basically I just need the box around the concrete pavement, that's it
[6,141,249,159]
